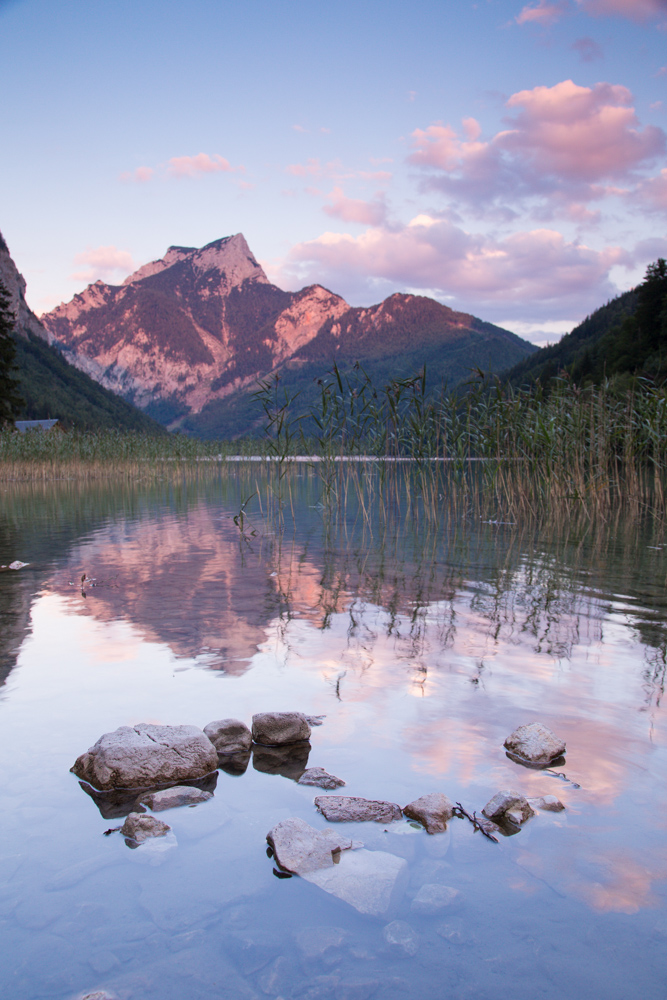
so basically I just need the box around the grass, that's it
[3,366,667,520]
[0,428,271,480]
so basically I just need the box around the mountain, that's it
[502,288,639,388]
[0,231,165,432]
[42,234,537,438]
[503,259,667,389]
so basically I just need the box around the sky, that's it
[1,0,666,345]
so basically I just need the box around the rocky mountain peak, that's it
[122,233,268,294]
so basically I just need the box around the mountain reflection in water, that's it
[0,468,666,999]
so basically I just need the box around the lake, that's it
[0,466,666,1000]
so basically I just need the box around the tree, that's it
[0,279,24,425]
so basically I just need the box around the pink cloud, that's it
[280,216,630,321]
[635,168,667,210]
[119,166,154,183]
[516,1,568,25]
[576,0,667,20]
[285,158,323,178]
[70,246,136,283]
[322,188,388,226]
[166,153,238,178]
[408,80,665,210]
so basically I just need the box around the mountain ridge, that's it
[42,233,537,436]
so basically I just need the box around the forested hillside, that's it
[503,259,667,389]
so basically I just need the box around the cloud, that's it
[284,158,391,184]
[576,0,667,21]
[634,168,667,211]
[516,1,568,25]
[280,214,630,321]
[285,157,325,178]
[70,246,136,283]
[322,188,388,226]
[408,80,665,211]
[571,36,604,61]
[119,166,154,183]
[167,153,238,178]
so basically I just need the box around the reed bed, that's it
[255,367,667,518]
[0,428,270,480]
[4,366,667,518]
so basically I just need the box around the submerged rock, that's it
[77,772,218,819]
[203,718,252,754]
[482,790,534,827]
[410,884,461,914]
[382,920,419,956]
[295,925,348,958]
[137,786,213,812]
[297,767,346,789]
[252,712,311,746]
[71,724,218,791]
[528,794,565,812]
[120,812,171,843]
[267,817,356,874]
[403,793,454,834]
[504,722,566,766]
[253,742,310,780]
[314,796,402,823]
[304,849,408,917]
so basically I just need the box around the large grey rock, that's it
[528,794,565,812]
[252,712,311,745]
[72,724,218,790]
[204,718,252,754]
[297,767,346,789]
[120,812,171,843]
[403,793,454,834]
[482,790,534,826]
[267,817,356,874]
[314,796,402,823]
[137,786,213,812]
[504,722,566,765]
[411,884,461,914]
[304,849,408,917]
[382,920,419,956]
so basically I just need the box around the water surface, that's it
[0,469,666,999]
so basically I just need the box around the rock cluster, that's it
[120,812,171,844]
[403,793,454,834]
[251,712,311,746]
[504,722,566,766]
[482,790,535,828]
[315,796,403,824]
[203,718,252,754]
[71,724,219,791]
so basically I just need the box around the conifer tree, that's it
[0,279,24,425]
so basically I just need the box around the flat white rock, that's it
[303,848,408,917]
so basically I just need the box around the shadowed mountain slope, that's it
[0,231,165,432]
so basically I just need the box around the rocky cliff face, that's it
[0,230,50,340]
[42,233,535,431]
[43,234,349,419]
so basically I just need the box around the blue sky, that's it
[1,0,666,343]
